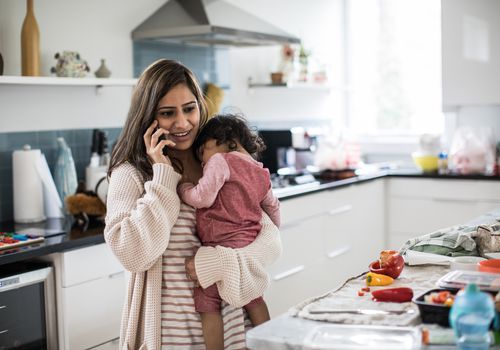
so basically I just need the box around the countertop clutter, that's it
[247,207,500,350]
[1,170,500,266]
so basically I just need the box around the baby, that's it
[178,113,280,350]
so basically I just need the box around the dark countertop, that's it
[274,169,500,200]
[1,169,499,266]
[0,217,105,266]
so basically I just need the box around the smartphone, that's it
[156,127,169,155]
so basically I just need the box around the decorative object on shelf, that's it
[94,58,111,78]
[21,0,40,76]
[54,137,78,211]
[0,52,3,75]
[270,72,284,85]
[50,51,90,78]
[276,44,296,83]
[298,44,311,82]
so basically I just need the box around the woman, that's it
[104,59,281,350]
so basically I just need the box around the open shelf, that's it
[247,80,332,91]
[0,75,137,86]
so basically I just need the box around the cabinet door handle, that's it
[273,265,305,281]
[431,197,486,204]
[328,204,353,216]
[108,271,124,279]
[0,305,6,311]
[0,329,8,335]
[327,245,351,259]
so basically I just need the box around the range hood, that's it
[132,0,300,47]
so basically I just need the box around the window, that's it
[345,0,444,136]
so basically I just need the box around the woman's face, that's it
[155,84,200,151]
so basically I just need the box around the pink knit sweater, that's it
[104,163,282,349]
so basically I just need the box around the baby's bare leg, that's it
[201,312,224,350]
[246,301,270,326]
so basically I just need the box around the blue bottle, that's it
[450,283,495,350]
[54,137,78,209]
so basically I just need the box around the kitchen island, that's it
[247,208,500,350]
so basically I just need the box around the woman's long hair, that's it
[108,59,208,182]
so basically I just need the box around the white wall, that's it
[0,0,165,77]
[0,0,343,132]
[225,0,344,125]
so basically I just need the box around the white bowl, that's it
[450,256,485,271]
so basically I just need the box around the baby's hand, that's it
[185,256,199,286]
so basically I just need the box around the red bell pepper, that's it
[371,287,414,303]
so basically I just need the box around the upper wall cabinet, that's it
[442,0,500,108]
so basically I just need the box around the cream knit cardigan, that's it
[105,163,282,349]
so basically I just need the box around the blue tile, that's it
[76,129,93,146]
[0,151,12,169]
[5,132,39,151]
[37,131,58,148]
[0,134,8,150]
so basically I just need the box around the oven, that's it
[0,262,57,350]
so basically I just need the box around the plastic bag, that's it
[314,133,361,171]
[449,127,495,175]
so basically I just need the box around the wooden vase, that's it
[21,0,40,76]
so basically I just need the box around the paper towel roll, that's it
[13,145,46,223]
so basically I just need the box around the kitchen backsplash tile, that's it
[0,127,122,222]
[133,41,229,88]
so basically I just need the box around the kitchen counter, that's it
[1,169,499,266]
[274,168,500,200]
[247,207,500,350]
[0,217,104,266]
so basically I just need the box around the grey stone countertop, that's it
[247,207,500,350]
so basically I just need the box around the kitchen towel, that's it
[12,145,63,223]
[13,146,45,223]
[289,265,449,327]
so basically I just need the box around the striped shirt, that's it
[161,204,249,349]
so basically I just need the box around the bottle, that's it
[54,137,78,209]
[21,0,40,76]
[450,284,495,350]
[98,130,110,167]
[438,151,448,175]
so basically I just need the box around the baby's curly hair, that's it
[193,114,266,161]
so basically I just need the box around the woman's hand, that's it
[185,256,199,286]
[143,120,176,165]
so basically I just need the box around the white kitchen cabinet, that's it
[387,178,500,249]
[265,180,385,317]
[321,180,385,286]
[42,243,125,350]
[442,0,500,107]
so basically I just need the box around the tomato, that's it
[432,291,450,304]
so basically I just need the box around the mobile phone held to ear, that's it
[156,127,169,155]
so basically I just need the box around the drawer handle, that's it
[273,265,305,281]
[328,205,353,216]
[108,271,124,279]
[327,245,351,259]
[0,329,8,335]
[431,197,477,203]
[0,305,6,310]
